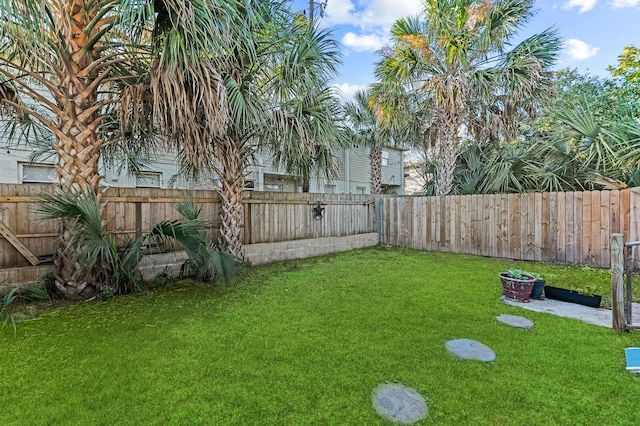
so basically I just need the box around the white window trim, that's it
[19,163,57,184]
[135,171,162,188]
[381,150,390,166]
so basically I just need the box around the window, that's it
[264,184,282,192]
[136,172,162,188]
[324,184,335,194]
[21,163,56,184]
[244,180,255,191]
[356,186,366,195]
[381,150,390,166]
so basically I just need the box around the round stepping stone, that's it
[496,314,534,329]
[446,338,496,362]
[372,383,428,424]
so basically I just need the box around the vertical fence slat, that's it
[582,191,592,265]
[600,191,611,268]
[565,191,575,263]
[509,194,520,260]
[630,189,640,270]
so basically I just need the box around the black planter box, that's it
[544,286,602,308]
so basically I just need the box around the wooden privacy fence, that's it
[3,183,637,271]
[244,191,374,244]
[375,189,640,269]
[0,184,375,269]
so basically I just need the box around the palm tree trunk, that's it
[435,117,461,196]
[370,145,383,194]
[215,137,246,259]
[302,170,310,192]
[50,0,106,299]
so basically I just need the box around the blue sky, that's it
[289,0,640,100]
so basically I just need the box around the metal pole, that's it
[308,0,314,23]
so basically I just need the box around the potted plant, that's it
[525,272,546,299]
[499,269,536,302]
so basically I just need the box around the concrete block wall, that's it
[1,234,380,291]
[139,233,379,280]
[243,233,379,265]
[138,251,190,281]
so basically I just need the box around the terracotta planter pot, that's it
[499,273,536,303]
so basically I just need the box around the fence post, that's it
[135,202,142,240]
[373,197,384,244]
[625,245,633,324]
[611,233,626,332]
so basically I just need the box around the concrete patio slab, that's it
[500,296,640,328]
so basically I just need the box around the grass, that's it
[1,246,639,425]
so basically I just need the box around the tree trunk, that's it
[215,137,246,259]
[49,1,106,299]
[435,117,461,197]
[369,145,383,194]
[302,170,310,192]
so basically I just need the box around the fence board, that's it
[509,194,520,260]
[631,189,640,269]
[600,191,611,267]
[574,191,583,265]
[591,191,602,266]
[565,192,575,263]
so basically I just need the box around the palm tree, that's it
[343,89,388,194]
[375,0,560,196]
[0,1,241,194]
[0,0,247,296]
[177,9,344,258]
[269,86,346,193]
[1,1,343,289]
[37,190,242,300]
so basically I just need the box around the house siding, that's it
[0,128,404,194]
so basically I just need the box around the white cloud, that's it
[341,32,387,52]
[321,0,356,25]
[564,39,600,60]
[333,83,367,102]
[356,0,424,27]
[562,0,597,12]
[323,0,423,28]
[611,0,640,7]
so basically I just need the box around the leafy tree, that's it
[609,45,640,85]
[374,0,560,196]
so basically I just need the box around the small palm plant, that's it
[38,190,243,300]
[172,198,246,283]
[0,288,19,324]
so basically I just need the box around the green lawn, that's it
[1,247,639,425]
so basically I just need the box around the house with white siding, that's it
[0,135,404,194]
